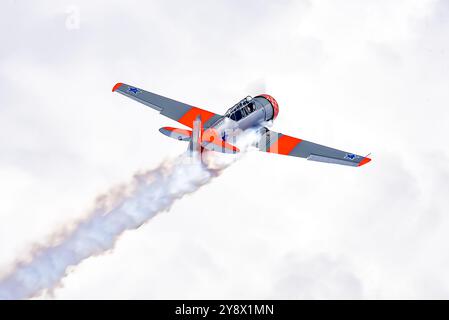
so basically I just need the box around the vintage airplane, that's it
[112,83,371,167]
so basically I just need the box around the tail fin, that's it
[187,117,202,160]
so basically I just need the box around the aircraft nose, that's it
[257,94,279,120]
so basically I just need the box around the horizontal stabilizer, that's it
[202,140,239,154]
[201,130,239,154]
[159,127,192,141]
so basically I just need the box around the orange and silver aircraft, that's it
[112,83,371,167]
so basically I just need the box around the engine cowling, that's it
[253,94,279,121]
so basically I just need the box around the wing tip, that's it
[112,82,124,92]
[358,156,372,167]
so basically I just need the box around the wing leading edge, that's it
[112,83,222,129]
[257,128,371,167]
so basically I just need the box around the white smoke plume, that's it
[0,155,225,299]
[0,128,260,300]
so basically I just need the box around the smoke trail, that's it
[0,151,235,300]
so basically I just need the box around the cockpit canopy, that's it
[225,96,256,121]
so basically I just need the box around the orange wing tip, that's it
[358,157,372,167]
[112,82,123,92]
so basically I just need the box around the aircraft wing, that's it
[257,128,371,167]
[112,83,222,128]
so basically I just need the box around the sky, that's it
[0,0,448,299]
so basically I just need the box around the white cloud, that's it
[0,0,448,299]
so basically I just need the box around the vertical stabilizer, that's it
[188,116,202,162]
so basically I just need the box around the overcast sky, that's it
[1,0,448,299]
